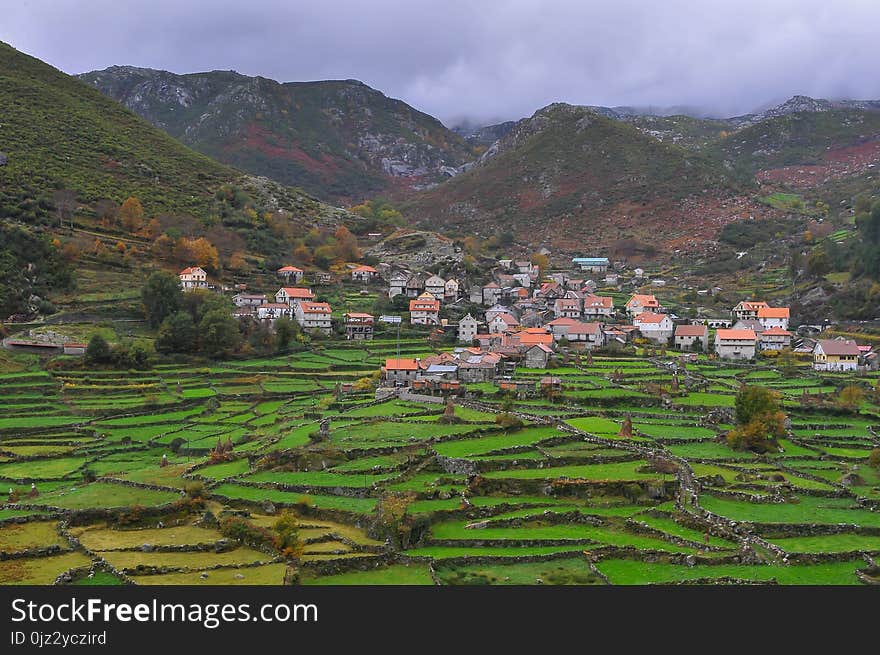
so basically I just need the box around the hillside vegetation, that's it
[78,66,476,204]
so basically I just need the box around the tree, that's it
[370,493,414,548]
[530,252,549,271]
[869,448,880,469]
[273,511,303,558]
[274,317,297,353]
[333,225,360,261]
[156,311,197,353]
[838,384,864,410]
[727,385,787,453]
[52,190,76,229]
[198,309,240,357]
[141,271,183,328]
[174,237,219,272]
[735,385,782,426]
[94,199,119,228]
[807,247,831,278]
[119,196,145,233]
[85,334,111,365]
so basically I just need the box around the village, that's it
[177,253,872,396]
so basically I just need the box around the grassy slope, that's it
[404,104,733,235]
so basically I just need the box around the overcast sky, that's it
[3,0,879,126]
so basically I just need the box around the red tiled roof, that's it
[385,358,419,370]
[299,302,331,313]
[675,325,707,337]
[277,265,303,273]
[626,294,659,307]
[279,287,314,298]
[816,339,860,356]
[761,327,791,336]
[634,312,668,324]
[716,329,756,340]
[757,307,790,318]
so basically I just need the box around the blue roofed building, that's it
[572,257,610,273]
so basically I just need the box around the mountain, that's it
[402,102,766,255]
[453,120,518,148]
[0,42,341,225]
[0,42,357,317]
[78,66,476,204]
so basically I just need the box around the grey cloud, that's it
[2,0,879,126]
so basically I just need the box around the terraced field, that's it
[1,345,878,585]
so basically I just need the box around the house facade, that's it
[351,265,379,282]
[572,257,610,273]
[582,294,614,319]
[813,339,859,371]
[566,322,605,349]
[625,294,661,316]
[425,275,446,298]
[277,266,304,283]
[457,314,479,343]
[714,329,757,360]
[276,287,315,308]
[733,301,769,322]
[523,344,553,368]
[343,312,374,340]
[759,327,792,351]
[757,307,790,330]
[633,312,673,343]
[232,293,267,309]
[388,272,409,298]
[409,294,441,325]
[674,324,708,351]
[179,266,207,290]
[553,298,582,319]
[383,358,419,385]
[256,303,292,321]
[295,302,333,334]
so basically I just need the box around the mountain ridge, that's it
[78,65,476,204]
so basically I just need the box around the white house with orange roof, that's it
[733,300,770,322]
[294,301,333,334]
[632,312,673,343]
[275,287,315,308]
[179,266,207,290]
[757,306,790,330]
[488,312,519,334]
[553,297,582,319]
[759,327,792,351]
[351,265,379,282]
[625,294,661,316]
[409,293,441,325]
[714,329,757,360]
[582,294,614,319]
[277,265,304,283]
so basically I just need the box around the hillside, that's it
[402,103,766,255]
[78,66,476,204]
[0,43,344,224]
[710,108,880,185]
[0,42,359,317]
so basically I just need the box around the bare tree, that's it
[52,189,77,229]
